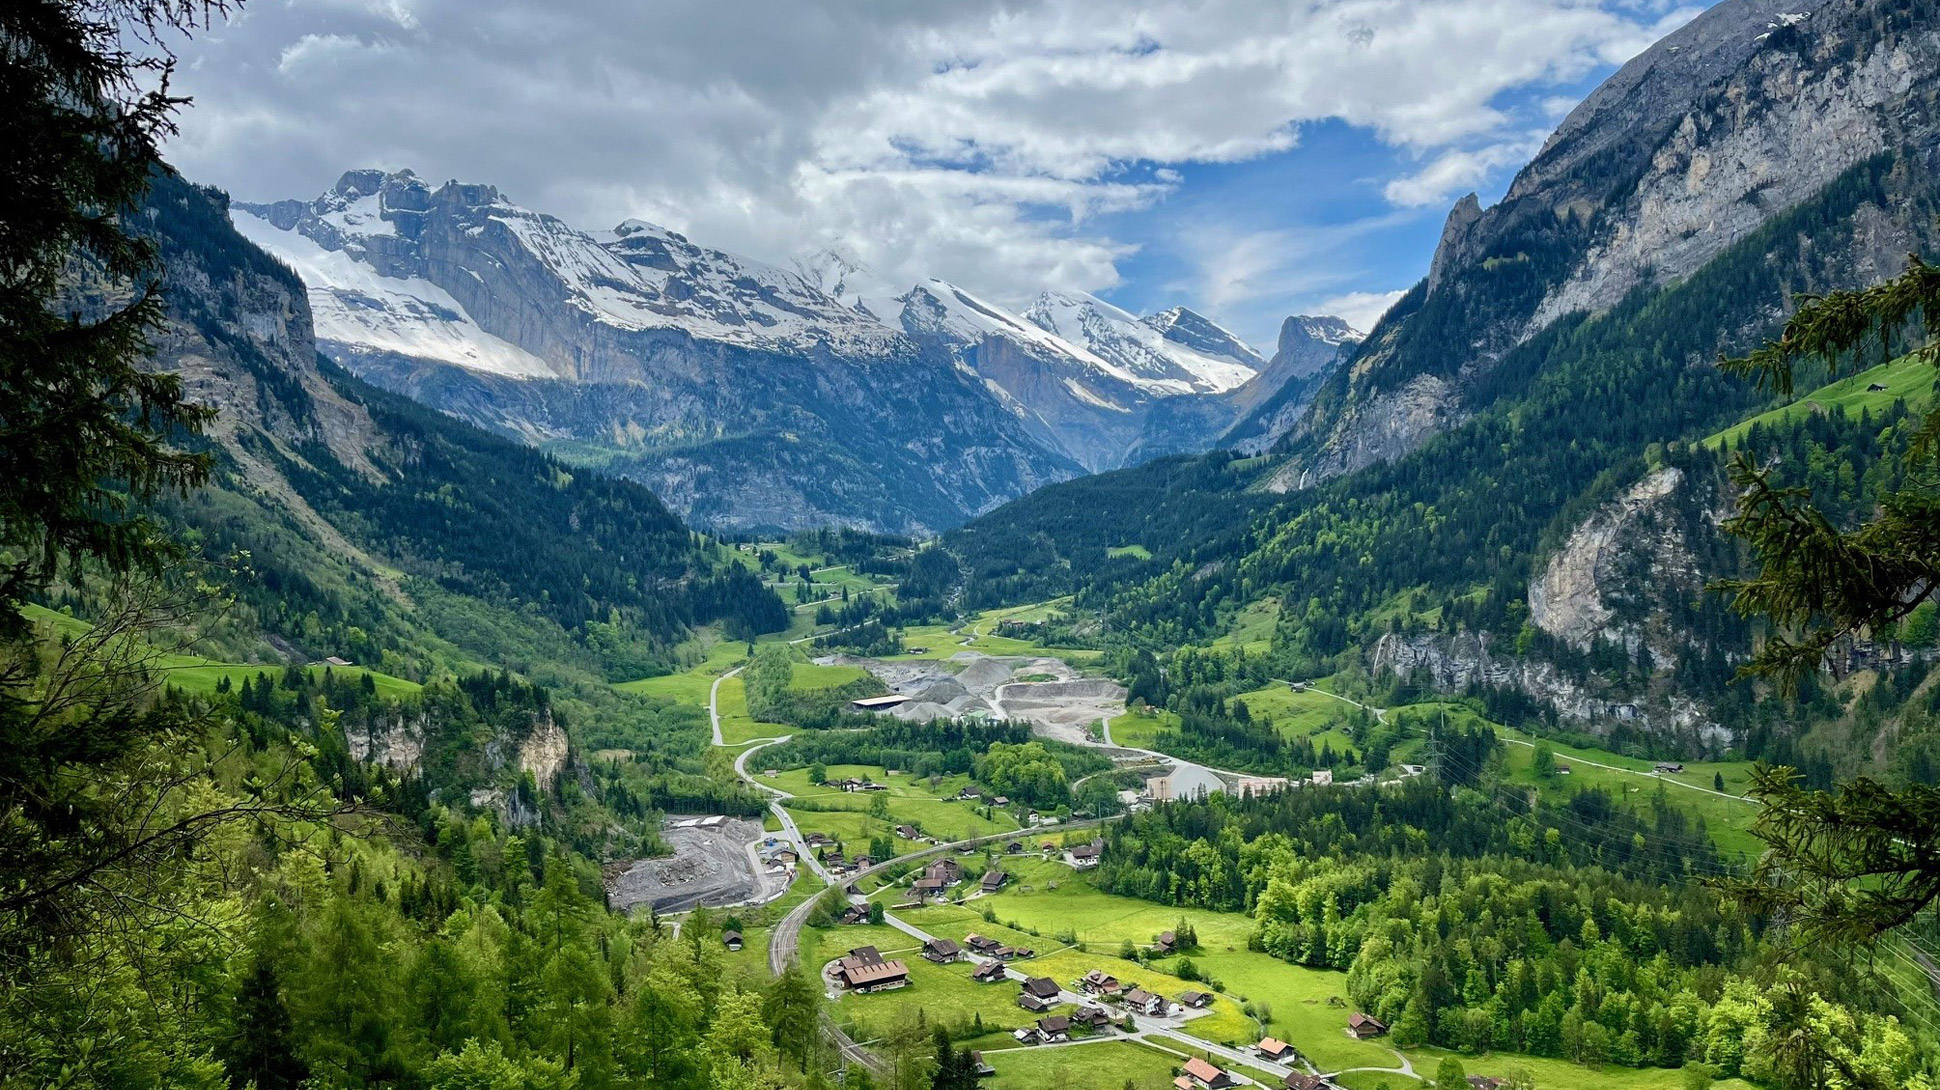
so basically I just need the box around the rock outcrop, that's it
[1223,316,1362,455]
[517,711,571,788]
[1528,467,1700,661]
[1371,629,1729,747]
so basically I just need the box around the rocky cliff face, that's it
[346,711,427,771]
[1371,629,1729,747]
[517,711,571,788]
[1374,462,1727,741]
[1222,316,1361,455]
[1528,466,1706,663]
[1287,0,1940,485]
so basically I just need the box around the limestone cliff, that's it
[1528,466,1706,664]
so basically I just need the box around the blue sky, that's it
[165,0,1707,351]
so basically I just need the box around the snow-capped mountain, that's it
[230,168,1341,526]
[1023,292,1262,395]
[233,169,1076,532]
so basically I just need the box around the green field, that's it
[892,602,1098,663]
[715,676,794,744]
[21,604,423,700]
[831,943,1043,1043]
[713,869,828,981]
[1234,683,1358,739]
[1491,724,1763,859]
[1186,950,1401,1072]
[1107,706,1176,750]
[1704,352,1933,450]
[789,661,869,691]
[1211,596,1280,654]
[1107,544,1153,560]
[772,764,1025,847]
[979,1039,1188,1090]
[614,634,745,703]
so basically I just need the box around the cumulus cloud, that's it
[1383,134,1549,207]
[1320,289,1410,333]
[163,0,1695,316]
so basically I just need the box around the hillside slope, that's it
[939,0,1940,766]
[1278,0,1940,489]
[140,171,784,678]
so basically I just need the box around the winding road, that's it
[712,654,1412,1082]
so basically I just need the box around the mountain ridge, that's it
[234,170,1342,527]
[1277,0,1939,490]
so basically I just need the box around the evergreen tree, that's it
[1718,254,1940,943]
[227,957,307,1090]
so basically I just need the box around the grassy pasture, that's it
[1704,352,1932,450]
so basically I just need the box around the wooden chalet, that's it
[1079,968,1122,996]
[1347,1012,1388,1039]
[1256,1037,1295,1062]
[1016,976,1062,1012]
[1181,1057,1233,1088]
[834,955,908,993]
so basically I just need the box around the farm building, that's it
[834,947,908,993]
[1122,988,1167,1015]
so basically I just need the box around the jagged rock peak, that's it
[1426,192,1483,295]
[1141,306,1266,367]
[1277,314,1362,351]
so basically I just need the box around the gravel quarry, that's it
[814,650,1128,736]
[606,816,779,914]
[817,650,1134,749]
[820,649,1242,796]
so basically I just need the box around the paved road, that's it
[710,644,1326,1079]
[708,664,746,746]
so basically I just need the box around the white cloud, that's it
[165,0,1697,315]
[1382,134,1548,207]
[1319,289,1409,332]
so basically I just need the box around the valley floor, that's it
[624,578,1776,1090]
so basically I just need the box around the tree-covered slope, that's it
[137,171,786,679]
[937,96,1940,766]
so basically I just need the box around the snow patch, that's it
[231,209,560,379]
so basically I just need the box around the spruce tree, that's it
[227,957,307,1090]
[1717,254,1940,944]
